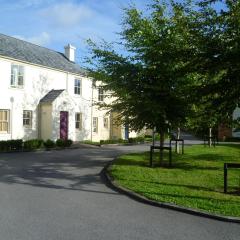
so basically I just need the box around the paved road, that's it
[0,145,239,240]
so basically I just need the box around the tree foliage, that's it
[86,1,197,135]
[86,0,240,140]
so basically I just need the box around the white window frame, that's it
[74,79,81,95]
[11,64,24,87]
[0,110,10,133]
[103,117,109,129]
[23,110,32,128]
[75,113,82,130]
[98,88,104,102]
[93,117,98,133]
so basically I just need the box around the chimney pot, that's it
[64,44,76,62]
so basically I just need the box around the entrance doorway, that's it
[60,111,68,140]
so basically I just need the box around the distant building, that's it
[218,108,240,140]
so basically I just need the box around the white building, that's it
[0,33,124,142]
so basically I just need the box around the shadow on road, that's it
[0,148,123,195]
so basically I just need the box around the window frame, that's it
[11,64,24,88]
[93,117,98,133]
[74,79,82,95]
[98,88,104,102]
[75,112,82,130]
[23,110,32,128]
[0,110,10,133]
[103,117,109,129]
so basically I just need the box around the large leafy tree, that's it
[86,0,197,154]
[190,0,240,135]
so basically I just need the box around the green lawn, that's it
[109,145,240,217]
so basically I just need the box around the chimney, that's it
[64,44,76,62]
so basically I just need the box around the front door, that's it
[60,111,68,140]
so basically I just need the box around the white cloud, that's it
[13,32,51,46]
[40,3,93,28]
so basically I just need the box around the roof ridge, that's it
[0,33,87,75]
[0,33,64,56]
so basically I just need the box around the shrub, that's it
[128,137,145,144]
[81,140,100,146]
[10,139,23,150]
[24,139,43,150]
[100,139,128,145]
[0,139,23,151]
[65,139,73,147]
[145,135,152,138]
[56,139,65,148]
[43,139,55,149]
[56,139,73,148]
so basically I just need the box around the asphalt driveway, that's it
[0,144,239,240]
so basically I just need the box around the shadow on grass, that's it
[188,153,237,163]
[115,158,220,171]
[173,162,220,171]
[136,190,240,205]
[219,144,240,150]
[112,175,220,193]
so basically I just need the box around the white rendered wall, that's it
[0,57,94,141]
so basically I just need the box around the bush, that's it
[0,139,23,151]
[24,139,43,150]
[100,139,128,145]
[56,139,65,148]
[81,140,100,146]
[56,139,73,148]
[43,139,55,149]
[128,137,145,144]
[9,139,23,150]
[145,135,152,138]
[65,139,73,147]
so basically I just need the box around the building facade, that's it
[0,33,131,142]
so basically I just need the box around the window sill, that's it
[74,94,82,97]
[23,126,32,129]
[9,86,24,90]
[75,129,83,132]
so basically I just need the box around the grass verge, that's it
[109,145,240,217]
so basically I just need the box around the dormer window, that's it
[11,64,24,87]
[74,79,81,95]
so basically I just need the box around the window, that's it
[98,88,104,101]
[0,110,10,133]
[11,64,24,87]
[75,113,82,130]
[93,117,98,133]
[23,110,32,127]
[74,79,81,95]
[103,117,109,129]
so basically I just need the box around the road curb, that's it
[102,161,240,224]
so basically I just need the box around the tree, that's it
[189,0,240,136]
[86,0,197,162]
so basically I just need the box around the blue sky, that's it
[0,0,225,65]
[0,0,148,64]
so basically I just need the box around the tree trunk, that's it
[209,127,212,147]
[176,127,181,153]
[152,129,155,146]
[160,130,164,165]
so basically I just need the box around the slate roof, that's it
[40,89,65,103]
[0,33,86,75]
